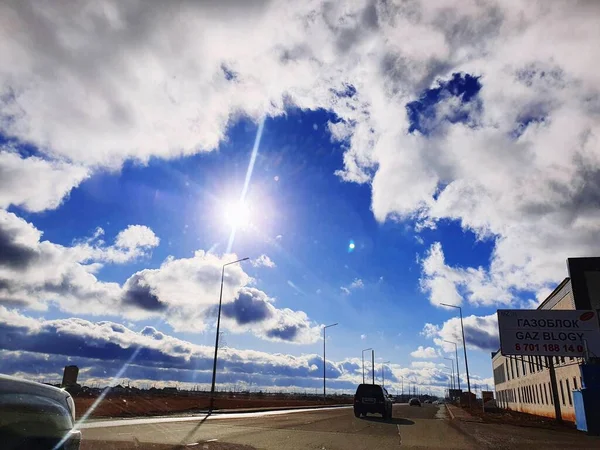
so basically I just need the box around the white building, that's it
[492,278,585,422]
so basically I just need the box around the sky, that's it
[1,0,599,397]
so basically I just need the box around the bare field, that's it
[74,394,351,419]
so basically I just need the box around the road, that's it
[80,403,477,449]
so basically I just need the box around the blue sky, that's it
[1,0,599,395]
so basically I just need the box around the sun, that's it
[223,200,251,229]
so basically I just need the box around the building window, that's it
[566,379,572,406]
[560,380,566,406]
[574,377,578,390]
[544,383,548,405]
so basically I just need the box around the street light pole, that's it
[323,323,338,403]
[440,303,471,405]
[444,358,455,389]
[210,257,249,411]
[371,350,375,384]
[444,340,461,391]
[381,361,390,388]
[361,348,372,384]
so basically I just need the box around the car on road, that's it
[0,374,81,449]
[409,397,421,407]
[353,384,393,419]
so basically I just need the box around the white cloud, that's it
[115,225,160,250]
[0,150,90,212]
[424,313,499,352]
[410,345,439,359]
[0,1,596,308]
[360,334,367,340]
[420,242,512,307]
[410,361,438,370]
[350,278,364,289]
[420,323,440,339]
[340,277,364,295]
[0,210,319,343]
[251,254,275,268]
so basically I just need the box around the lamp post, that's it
[361,348,372,384]
[371,350,375,384]
[323,323,338,403]
[444,340,461,391]
[444,358,455,389]
[440,303,471,403]
[210,257,249,411]
[381,361,390,388]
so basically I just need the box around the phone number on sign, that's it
[515,343,584,353]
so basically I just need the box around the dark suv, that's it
[353,384,393,419]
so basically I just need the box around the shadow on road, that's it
[360,415,415,426]
[173,412,211,448]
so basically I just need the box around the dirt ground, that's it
[74,394,350,419]
[465,406,576,431]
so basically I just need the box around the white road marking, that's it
[79,406,353,429]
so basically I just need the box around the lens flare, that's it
[348,241,356,252]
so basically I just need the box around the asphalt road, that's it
[80,403,477,449]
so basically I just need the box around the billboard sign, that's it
[497,309,600,357]
[482,391,494,403]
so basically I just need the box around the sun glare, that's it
[224,200,251,229]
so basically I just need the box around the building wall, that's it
[492,279,584,422]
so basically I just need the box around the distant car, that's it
[409,397,421,406]
[353,384,393,419]
[424,399,431,404]
[0,374,81,449]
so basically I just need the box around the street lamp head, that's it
[224,257,250,267]
[324,323,338,329]
[443,340,457,345]
[439,302,461,309]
